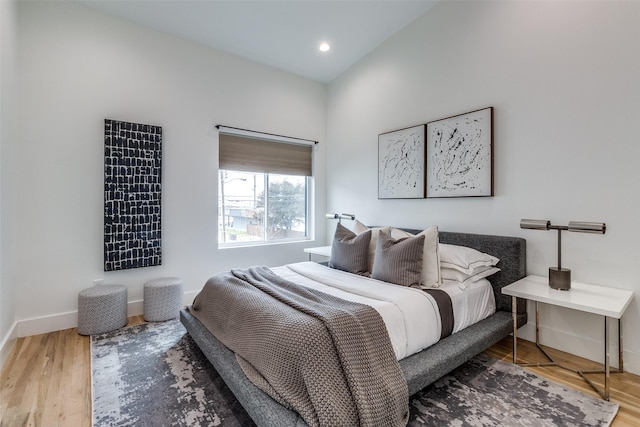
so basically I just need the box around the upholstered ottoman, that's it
[143,277,184,322]
[77,285,128,335]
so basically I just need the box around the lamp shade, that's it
[520,219,551,230]
[568,221,606,234]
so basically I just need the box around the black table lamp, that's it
[520,219,606,290]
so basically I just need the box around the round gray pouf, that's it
[144,277,184,322]
[77,285,128,336]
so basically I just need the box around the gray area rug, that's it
[92,320,619,427]
[409,354,618,427]
[92,320,253,427]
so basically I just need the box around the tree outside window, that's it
[218,170,307,245]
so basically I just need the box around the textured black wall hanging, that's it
[104,119,162,271]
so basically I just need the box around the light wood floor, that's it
[1,317,639,426]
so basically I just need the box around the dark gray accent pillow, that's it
[329,223,371,275]
[371,231,425,286]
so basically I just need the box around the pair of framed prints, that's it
[378,107,493,199]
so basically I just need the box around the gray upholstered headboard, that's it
[396,228,527,319]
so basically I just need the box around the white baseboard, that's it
[516,323,640,375]
[0,321,18,371]
[12,290,200,339]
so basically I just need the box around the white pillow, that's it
[439,243,499,275]
[441,266,501,290]
[353,220,391,273]
[390,226,440,287]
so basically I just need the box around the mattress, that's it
[273,261,496,361]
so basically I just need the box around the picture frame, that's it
[378,124,426,199]
[104,119,163,271]
[426,107,493,198]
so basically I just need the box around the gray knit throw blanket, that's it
[191,266,409,427]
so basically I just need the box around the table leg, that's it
[511,294,623,401]
[512,296,517,363]
[535,301,540,345]
[605,316,610,400]
[619,318,624,372]
[519,300,556,368]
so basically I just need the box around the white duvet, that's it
[272,261,495,361]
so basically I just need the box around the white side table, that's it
[502,275,634,400]
[303,245,331,261]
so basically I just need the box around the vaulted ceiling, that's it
[79,0,437,83]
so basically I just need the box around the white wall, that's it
[0,0,19,366]
[327,1,640,373]
[9,0,640,377]
[13,1,327,336]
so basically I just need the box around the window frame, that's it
[216,126,315,248]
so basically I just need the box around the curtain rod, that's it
[216,125,319,145]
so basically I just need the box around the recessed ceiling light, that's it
[319,42,331,52]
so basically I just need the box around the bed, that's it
[180,228,527,427]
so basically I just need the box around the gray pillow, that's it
[371,231,425,286]
[329,223,371,275]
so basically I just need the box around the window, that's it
[217,127,313,246]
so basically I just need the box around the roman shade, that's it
[218,128,313,177]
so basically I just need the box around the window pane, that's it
[266,174,307,241]
[218,171,265,244]
[218,170,308,245]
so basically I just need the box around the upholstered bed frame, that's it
[180,230,527,427]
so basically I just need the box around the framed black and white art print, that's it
[378,125,426,199]
[104,119,162,271]
[426,107,493,198]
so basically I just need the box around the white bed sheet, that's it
[272,262,495,361]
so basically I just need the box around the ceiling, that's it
[79,0,438,83]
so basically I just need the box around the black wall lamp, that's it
[520,219,606,290]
